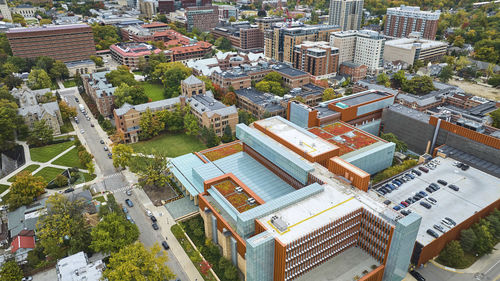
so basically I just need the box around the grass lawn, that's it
[60,118,75,134]
[30,141,75,162]
[52,147,84,169]
[75,172,96,184]
[62,79,77,88]
[7,164,41,182]
[34,167,65,183]
[141,82,164,101]
[0,184,9,194]
[50,80,59,90]
[94,195,106,203]
[1,192,10,203]
[133,71,143,76]
[129,133,207,157]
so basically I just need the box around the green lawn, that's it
[141,82,164,101]
[60,118,75,134]
[50,80,59,90]
[75,172,96,184]
[34,167,65,183]
[52,147,84,169]
[30,141,75,162]
[94,196,106,203]
[62,79,77,88]
[133,71,144,76]
[7,164,41,182]
[129,133,207,157]
[0,184,9,195]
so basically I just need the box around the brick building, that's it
[185,5,218,32]
[82,71,117,117]
[293,41,339,78]
[6,24,96,62]
[212,22,264,52]
[339,61,367,81]
[158,0,212,13]
[384,5,440,40]
[109,42,163,70]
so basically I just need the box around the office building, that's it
[293,41,339,78]
[109,42,163,70]
[328,0,364,31]
[212,22,264,52]
[139,0,157,19]
[255,17,284,31]
[82,71,117,117]
[158,0,212,13]
[6,24,96,62]
[56,252,104,281]
[185,5,219,32]
[331,30,385,75]
[383,37,447,65]
[384,5,440,40]
[264,24,340,64]
[218,5,238,21]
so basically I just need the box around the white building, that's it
[10,4,44,18]
[384,37,448,65]
[0,0,11,21]
[56,252,104,281]
[330,30,385,75]
[328,0,364,31]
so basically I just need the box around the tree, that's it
[105,66,137,87]
[402,75,436,95]
[238,110,256,125]
[54,174,68,187]
[223,92,237,105]
[221,125,233,143]
[491,108,500,129]
[460,228,477,253]
[215,37,232,51]
[27,69,51,90]
[229,16,236,22]
[473,222,495,255]
[4,75,23,90]
[0,100,22,151]
[455,56,471,71]
[103,242,175,281]
[114,83,148,107]
[376,73,391,87]
[39,18,52,25]
[201,127,220,148]
[410,60,425,73]
[453,35,465,47]
[90,212,140,254]
[36,193,91,259]
[50,60,69,80]
[36,56,55,73]
[26,120,54,147]
[0,260,23,281]
[12,13,26,26]
[344,87,353,95]
[183,112,199,136]
[131,152,171,187]
[92,24,120,50]
[165,104,189,132]
[8,171,46,210]
[438,240,465,268]
[475,46,499,64]
[112,144,134,169]
[90,55,104,67]
[392,70,407,88]
[322,88,340,101]
[439,65,454,83]
[263,71,282,83]
[78,148,93,167]
[486,213,500,238]
[151,62,191,98]
[59,100,77,120]
[139,108,164,140]
[380,133,407,152]
[0,86,14,101]
[198,76,215,93]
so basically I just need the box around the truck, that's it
[79,104,85,113]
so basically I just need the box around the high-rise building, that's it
[212,22,264,52]
[138,0,157,19]
[185,5,219,32]
[264,24,340,64]
[384,5,440,40]
[293,41,339,78]
[6,24,96,62]
[330,30,385,75]
[328,0,364,31]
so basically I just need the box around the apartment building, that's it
[141,22,170,32]
[139,0,157,19]
[255,17,284,31]
[109,42,162,70]
[158,0,212,13]
[264,24,340,64]
[82,71,117,117]
[383,37,447,65]
[212,22,264,52]
[339,61,367,81]
[330,30,385,75]
[6,24,96,62]
[189,93,238,137]
[384,5,440,40]
[185,5,219,32]
[293,41,339,78]
[328,0,364,31]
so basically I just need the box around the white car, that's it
[80,129,85,134]
[146,210,153,217]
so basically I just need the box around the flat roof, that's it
[372,157,500,246]
[6,24,89,33]
[256,117,337,157]
[259,184,364,244]
[336,91,390,107]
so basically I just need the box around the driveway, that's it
[32,268,57,281]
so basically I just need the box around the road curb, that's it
[429,259,465,274]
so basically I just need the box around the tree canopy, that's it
[26,119,53,147]
[151,62,192,98]
[380,133,408,153]
[322,88,341,101]
[402,75,436,95]
[105,66,137,87]
[92,24,120,50]
[0,260,23,281]
[90,212,139,254]
[0,99,23,151]
[114,83,148,107]
[28,68,52,90]
[8,171,46,210]
[112,144,134,169]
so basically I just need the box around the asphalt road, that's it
[417,258,500,281]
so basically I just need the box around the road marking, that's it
[485,259,500,275]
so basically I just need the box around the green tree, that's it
[0,99,22,151]
[410,60,425,73]
[105,66,137,87]
[90,212,140,254]
[473,221,495,255]
[380,133,407,152]
[49,60,70,80]
[92,24,120,50]
[39,18,52,25]
[103,242,175,281]
[4,75,23,90]
[487,74,500,88]
[201,126,220,148]
[183,112,199,136]
[0,86,14,101]
[165,104,189,132]
[78,147,94,167]
[215,37,232,51]
[131,152,171,188]
[455,56,471,71]
[221,125,233,143]
[54,174,68,187]
[322,88,340,101]
[26,119,54,147]
[238,110,256,125]
[402,75,436,95]
[376,73,391,87]
[36,56,55,73]
[475,46,499,64]
[8,171,46,210]
[392,70,407,88]
[453,35,465,47]
[112,144,134,169]
[229,16,236,22]
[438,240,465,268]
[151,62,192,98]
[12,13,26,26]
[27,69,52,90]
[0,260,23,281]
[59,101,77,120]
[139,108,164,140]
[486,212,500,238]
[263,71,282,83]
[198,76,215,93]
[114,83,148,107]
[344,87,353,95]
[439,65,454,83]
[90,55,104,67]
[460,228,477,253]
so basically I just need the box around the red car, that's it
[401,201,409,207]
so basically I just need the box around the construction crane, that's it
[284,8,293,27]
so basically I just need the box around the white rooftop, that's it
[56,251,104,281]
[259,184,365,244]
[385,38,447,50]
[255,117,337,157]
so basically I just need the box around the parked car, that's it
[410,270,426,281]
[425,187,434,193]
[125,199,134,207]
[126,189,132,196]
[100,140,105,144]
[74,97,79,102]
[90,123,95,127]
[64,188,74,193]
[22,277,33,281]
[406,173,415,179]
[426,229,439,239]
[437,179,448,186]
[146,209,153,217]
[383,200,391,205]
[449,184,459,191]
[401,201,409,207]
[420,201,432,209]
[108,153,112,159]
[434,224,446,233]
[150,215,157,222]
[104,146,108,151]
[418,191,428,197]
[392,180,401,187]
[425,198,436,205]
[419,166,429,173]
[428,197,437,203]
[461,164,470,171]
[162,241,170,250]
[122,207,128,213]
[393,205,401,211]
[152,223,159,230]
[80,129,85,134]
[445,217,457,226]
[441,219,454,228]
[412,169,422,176]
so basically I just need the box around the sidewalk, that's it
[133,187,204,281]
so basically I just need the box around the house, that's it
[11,230,35,263]
[56,252,104,281]
[7,199,47,239]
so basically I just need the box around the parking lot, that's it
[371,157,500,246]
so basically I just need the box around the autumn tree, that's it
[54,174,68,187]
[139,108,164,140]
[223,92,237,105]
[59,101,77,120]
[112,144,134,169]
[8,171,46,210]
[322,88,340,101]
[90,212,140,254]
[0,260,23,281]
[103,242,175,281]
[28,68,51,90]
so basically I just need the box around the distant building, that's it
[339,61,367,81]
[65,59,96,77]
[138,0,157,19]
[0,0,12,21]
[18,0,52,5]
[328,0,364,31]
[165,41,212,62]
[158,0,212,14]
[10,4,44,18]
[186,51,266,76]
[185,5,219,32]
[56,252,104,281]
[384,37,447,65]
[82,71,117,116]
[109,42,163,70]
[255,17,283,31]
[6,24,96,62]
[218,5,238,21]
[384,5,440,40]
[293,41,339,78]
[212,21,264,52]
